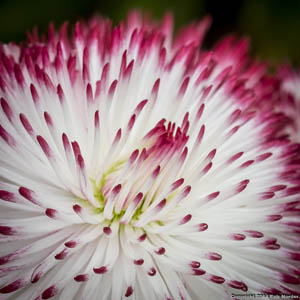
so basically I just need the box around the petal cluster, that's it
[0,12,300,300]
[276,65,300,141]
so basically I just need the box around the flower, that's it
[0,11,300,300]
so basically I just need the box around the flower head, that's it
[0,12,300,299]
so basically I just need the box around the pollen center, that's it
[88,118,190,228]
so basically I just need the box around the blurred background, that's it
[0,0,299,67]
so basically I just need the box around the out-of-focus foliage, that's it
[0,0,299,66]
[240,0,300,66]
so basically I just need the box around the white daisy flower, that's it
[0,12,300,300]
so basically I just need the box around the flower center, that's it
[89,118,190,229]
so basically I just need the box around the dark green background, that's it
[0,0,299,66]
